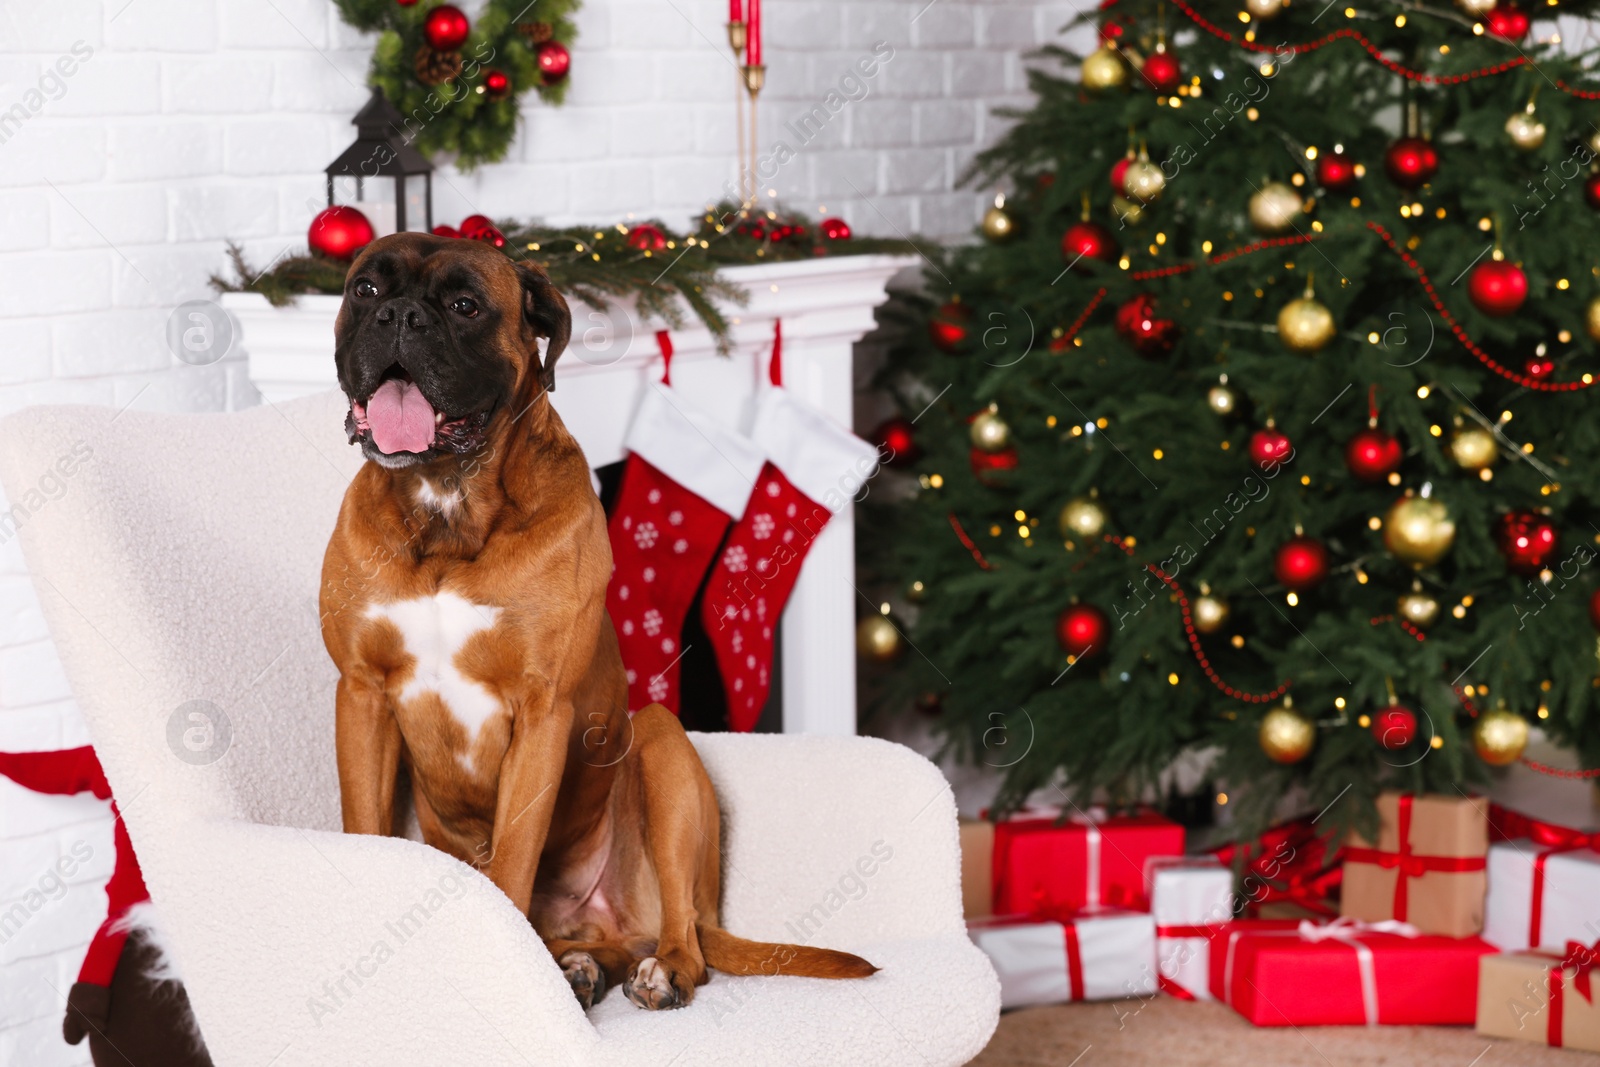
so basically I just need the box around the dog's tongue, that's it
[366,378,436,454]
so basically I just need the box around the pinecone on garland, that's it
[517,21,555,44]
[415,46,464,86]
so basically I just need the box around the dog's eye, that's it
[450,297,480,318]
[354,279,378,298]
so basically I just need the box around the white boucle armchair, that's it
[0,390,999,1067]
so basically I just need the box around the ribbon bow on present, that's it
[1340,794,1486,922]
[1295,917,1421,942]
[1560,939,1600,1003]
[1490,804,1600,947]
[1536,938,1600,1048]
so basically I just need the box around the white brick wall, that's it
[0,2,1091,1060]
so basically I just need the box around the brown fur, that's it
[320,233,875,1008]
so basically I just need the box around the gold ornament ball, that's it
[1122,160,1166,204]
[1248,182,1304,235]
[1505,108,1546,152]
[1383,496,1457,566]
[1473,709,1530,767]
[1112,195,1146,226]
[970,410,1012,452]
[1082,46,1128,90]
[1455,0,1496,13]
[1259,706,1316,764]
[1277,296,1337,353]
[1450,427,1498,471]
[1586,296,1600,342]
[1245,0,1287,17]
[982,201,1015,242]
[1193,595,1230,634]
[1207,384,1237,415]
[856,614,903,662]
[1397,591,1441,628]
[1059,497,1108,539]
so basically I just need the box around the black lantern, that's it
[325,89,433,235]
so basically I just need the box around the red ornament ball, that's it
[930,301,970,351]
[1115,293,1177,356]
[1274,536,1328,591]
[1317,152,1358,191]
[1056,603,1110,659]
[1498,510,1558,574]
[431,224,460,238]
[397,0,419,5]
[1061,220,1118,268]
[458,214,494,238]
[1110,156,1132,192]
[970,445,1019,484]
[1585,172,1600,209]
[483,68,510,100]
[821,217,852,240]
[627,223,667,251]
[1589,587,1600,630]
[1485,4,1529,39]
[423,4,470,51]
[1385,137,1438,189]
[1525,355,1555,380]
[872,418,920,467]
[307,205,374,260]
[1248,427,1293,470]
[1371,705,1419,750]
[538,41,572,82]
[1468,260,1528,317]
[1140,51,1182,93]
[1345,427,1402,482]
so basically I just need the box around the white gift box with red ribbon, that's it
[968,909,1158,1009]
[1482,837,1600,951]
[1149,858,1235,1001]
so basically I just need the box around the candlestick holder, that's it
[726,20,746,54]
[741,64,766,96]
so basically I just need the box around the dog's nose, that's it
[374,299,433,331]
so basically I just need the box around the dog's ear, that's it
[516,260,570,393]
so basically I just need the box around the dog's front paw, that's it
[560,950,607,1010]
[623,956,693,1010]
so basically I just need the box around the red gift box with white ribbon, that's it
[1216,918,1497,1026]
[990,806,1184,917]
[968,909,1158,1009]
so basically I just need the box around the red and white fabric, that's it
[605,331,763,714]
[968,909,1158,1009]
[699,321,880,731]
[1150,857,1235,1000]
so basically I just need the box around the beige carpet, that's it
[969,997,1587,1066]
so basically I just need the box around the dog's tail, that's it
[696,923,878,979]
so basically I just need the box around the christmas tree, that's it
[865,0,1600,841]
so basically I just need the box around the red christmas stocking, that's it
[605,332,764,713]
[699,322,881,731]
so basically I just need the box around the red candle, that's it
[729,0,742,22]
[746,0,761,65]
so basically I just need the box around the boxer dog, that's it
[319,233,875,1011]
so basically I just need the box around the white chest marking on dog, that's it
[416,478,462,516]
[366,593,503,740]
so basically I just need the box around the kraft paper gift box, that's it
[1218,919,1496,1026]
[1341,791,1488,937]
[1476,942,1600,1052]
[968,909,1158,1009]
[990,808,1184,917]
[960,818,995,919]
[1481,825,1600,951]
[1150,858,1234,1000]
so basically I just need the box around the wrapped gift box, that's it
[1482,831,1600,952]
[1218,919,1496,1026]
[968,909,1158,1009]
[991,808,1184,917]
[1150,858,1234,1000]
[960,818,995,919]
[1476,943,1600,1052]
[1206,919,1314,1001]
[1341,791,1488,937]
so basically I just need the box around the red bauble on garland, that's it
[1525,355,1555,380]
[1590,587,1600,630]
[1115,293,1177,356]
[538,41,572,82]
[872,418,920,467]
[1584,173,1600,209]
[1248,427,1293,469]
[1061,220,1118,267]
[627,223,667,251]
[458,214,494,238]
[1274,536,1329,591]
[482,68,510,100]
[821,217,852,240]
[1317,152,1358,191]
[1140,50,1182,93]
[1485,4,1530,39]
[423,4,471,50]
[1384,137,1438,189]
[970,445,1019,484]
[930,301,970,351]
[1345,427,1402,482]
[1371,705,1419,749]
[1056,603,1110,659]
[1498,510,1558,574]
[1110,154,1133,192]
[1468,260,1528,317]
[431,224,460,238]
[308,205,374,260]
